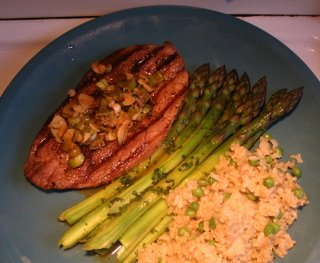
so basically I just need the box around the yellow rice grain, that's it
[137,136,309,263]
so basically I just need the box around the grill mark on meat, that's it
[160,55,185,81]
[119,45,156,74]
[155,53,178,72]
[106,45,158,83]
[151,57,186,112]
[101,45,146,69]
[131,42,176,74]
[130,47,161,73]
[24,42,189,190]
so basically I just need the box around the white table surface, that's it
[1,15,319,97]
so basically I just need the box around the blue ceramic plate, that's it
[0,6,319,263]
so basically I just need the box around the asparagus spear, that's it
[58,64,211,225]
[213,72,251,128]
[164,63,210,150]
[210,75,266,145]
[116,86,303,262]
[171,65,226,151]
[121,216,172,263]
[172,73,263,175]
[181,87,304,185]
[148,66,229,173]
[116,200,168,261]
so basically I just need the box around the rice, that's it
[137,136,309,263]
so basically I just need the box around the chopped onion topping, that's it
[67,89,76,97]
[49,114,67,142]
[138,78,154,92]
[49,69,163,168]
[117,120,131,145]
[91,62,106,74]
[78,93,94,110]
[109,101,122,115]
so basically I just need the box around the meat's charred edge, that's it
[130,45,162,73]
[24,42,188,190]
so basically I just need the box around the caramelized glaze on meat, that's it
[24,42,189,190]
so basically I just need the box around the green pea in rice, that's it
[137,137,308,263]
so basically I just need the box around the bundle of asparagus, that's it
[58,64,303,263]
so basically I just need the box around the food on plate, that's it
[59,64,231,248]
[24,42,189,190]
[137,136,309,263]
[56,62,305,263]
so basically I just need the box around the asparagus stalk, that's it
[116,200,168,261]
[116,86,303,261]
[121,216,172,263]
[164,63,210,150]
[210,75,266,145]
[171,65,226,151]
[182,87,304,185]
[171,73,263,176]
[213,72,251,128]
[82,190,165,250]
[148,66,229,173]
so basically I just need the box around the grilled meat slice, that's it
[24,42,189,190]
